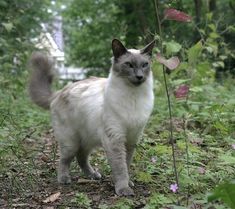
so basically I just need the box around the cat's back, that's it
[51,77,107,111]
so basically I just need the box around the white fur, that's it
[30,40,155,196]
[51,71,154,151]
[50,60,154,196]
[127,49,140,54]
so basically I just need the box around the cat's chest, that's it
[107,87,154,126]
[125,92,153,123]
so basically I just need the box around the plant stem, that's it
[153,0,180,202]
[153,0,162,49]
[183,115,190,206]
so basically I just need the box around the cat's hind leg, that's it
[76,148,101,180]
[57,143,78,184]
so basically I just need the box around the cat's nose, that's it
[136,75,144,81]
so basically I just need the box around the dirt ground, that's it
[0,130,152,209]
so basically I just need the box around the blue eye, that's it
[125,62,133,68]
[142,62,148,68]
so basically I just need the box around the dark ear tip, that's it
[112,38,120,44]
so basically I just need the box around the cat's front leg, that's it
[126,144,136,187]
[103,135,134,196]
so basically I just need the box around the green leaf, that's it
[144,193,172,208]
[208,180,235,209]
[219,154,235,165]
[209,32,219,39]
[228,25,235,33]
[136,171,153,183]
[2,22,13,32]
[208,24,216,32]
[172,79,191,86]
[206,13,213,21]
[190,86,203,92]
[188,41,203,66]
[165,41,182,55]
[212,61,224,68]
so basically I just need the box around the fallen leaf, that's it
[40,154,50,163]
[42,192,61,203]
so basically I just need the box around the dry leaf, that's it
[174,85,190,99]
[43,192,61,203]
[164,8,192,22]
[156,54,180,70]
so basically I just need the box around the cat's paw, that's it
[89,171,102,180]
[58,175,71,184]
[115,186,134,196]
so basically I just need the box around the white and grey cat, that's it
[29,39,155,196]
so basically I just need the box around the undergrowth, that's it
[0,7,235,209]
[0,64,234,208]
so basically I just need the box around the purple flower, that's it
[232,144,235,150]
[198,167,206,174]
[170,183,178,193]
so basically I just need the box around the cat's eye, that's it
[125,62,133,68]
[142,62,148,68]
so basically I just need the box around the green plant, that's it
[208,180,235,209]
[71,192,92,208]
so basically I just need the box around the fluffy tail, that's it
[28,52,54,109]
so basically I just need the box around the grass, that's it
[0,71,234,208]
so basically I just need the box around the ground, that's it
[0,81,235,209]
[0,130,153,209]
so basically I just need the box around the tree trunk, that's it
[209,0,217,11]
[194,0,202,24]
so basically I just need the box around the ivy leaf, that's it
[164,9,192,22]
[174,85,189,99]
[208,180,235,209]
[156,54,180,70]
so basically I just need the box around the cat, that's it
[29,39,155,196]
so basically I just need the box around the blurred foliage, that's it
[62,0,124,70]
[208,180,235,208]
[62,0,235,75]
[0,0,51,171]
[0,0,50,84]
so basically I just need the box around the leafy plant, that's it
[208,180,235,209]
[71,192,92,208]
[109,198,134,209]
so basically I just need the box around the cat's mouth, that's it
[131,80,144,86]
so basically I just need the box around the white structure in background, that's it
[35,16,85,81]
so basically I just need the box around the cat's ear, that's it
[140,40,155,57]
[112,39,127,59]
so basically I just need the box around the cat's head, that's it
[111,39,155,86]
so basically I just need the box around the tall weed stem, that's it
[153,0,180,203]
